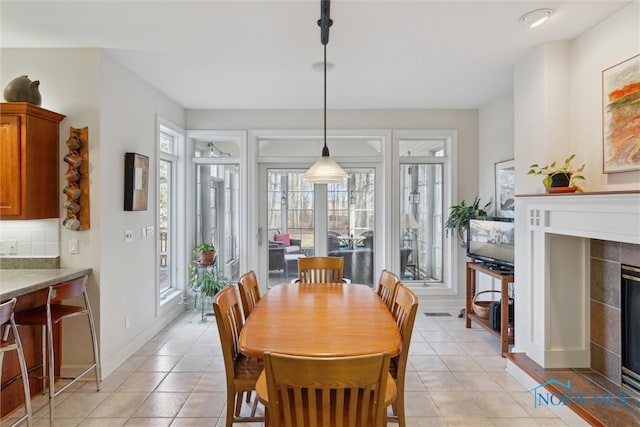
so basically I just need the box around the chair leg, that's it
[225,391,235,427]
[47,321,55,426]
[85,303,101,391]
[40,325,46,395]
[12,320,33,426]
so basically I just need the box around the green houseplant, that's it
[528,154,586,192]
[193,242,216,266]
[445,196,491,245]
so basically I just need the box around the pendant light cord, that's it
[322,44,329,156]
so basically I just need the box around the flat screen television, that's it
[466,216,515,272]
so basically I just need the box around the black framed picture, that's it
[124,152,149,211]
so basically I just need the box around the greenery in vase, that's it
[444,196,491,242]
[528,154,586,191]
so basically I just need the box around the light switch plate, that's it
[69,239,79,254]
[7,239,18,255]
[146,226,154,237]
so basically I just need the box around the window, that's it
[158,124,182,298]
[397,135,450,285]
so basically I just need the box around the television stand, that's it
[465,261,515,356]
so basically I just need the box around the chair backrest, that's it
[298,257,344,284]
[389,284,418,386]
[48,275,88,303]
[376,270,400,311]
[238,270,261,320]
[0,298,17,329]
[212,285,245,383]
[263,352,391,427]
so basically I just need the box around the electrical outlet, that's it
[146,226,154,237]
[141,227,147,238]
[7,239,18,255]
[124,230,133,243]
[125,314,131,329]
[69,239,79,254]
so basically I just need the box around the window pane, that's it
[400,163,443,282]
[159,131,173,155]
[327,168,375,286]
[399,139,445,157]
[159,159,172,292]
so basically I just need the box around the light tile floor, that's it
[4,307,572,426]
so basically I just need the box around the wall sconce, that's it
[409,190,420,204]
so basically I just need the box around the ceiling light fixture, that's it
[520,8,553,29]
[303,0,348,184]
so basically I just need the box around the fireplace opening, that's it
[622,264,640,397]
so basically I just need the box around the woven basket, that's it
[472,290,501,319]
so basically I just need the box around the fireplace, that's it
[622,264,640,396]
[514,192,640,369]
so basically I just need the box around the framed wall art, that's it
[602,54,640,173]
[494,159,515,218]
[124,152,149,211]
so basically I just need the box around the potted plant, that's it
[188,264,229,298]
[444,196,491,245]
[528,154,586,192]
[193,242,216,266]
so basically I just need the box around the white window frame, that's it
[392,130,457,297]
[156,117,186,311]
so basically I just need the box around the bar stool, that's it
[14,275,100,426]
[0,298,32,426]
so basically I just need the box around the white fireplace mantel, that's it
[514,192,640,368]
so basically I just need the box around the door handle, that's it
[257,227,263,246]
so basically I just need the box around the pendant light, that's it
[303,0,348,184]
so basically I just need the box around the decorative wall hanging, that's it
[62,127,90,230]
[602,54,640,173]
[124,152,149,211]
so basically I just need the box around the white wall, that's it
[515,2,640,195]
[570,1,640,190]
[1,48,186,378]
[478,92,514,206]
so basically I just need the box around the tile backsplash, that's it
[0,219,59,257]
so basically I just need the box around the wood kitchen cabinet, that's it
[0,102,65,219]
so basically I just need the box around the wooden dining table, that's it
[238,283,402,359]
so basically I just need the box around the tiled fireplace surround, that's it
[590,239,640,385]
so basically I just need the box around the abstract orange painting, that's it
[603,54,640,173]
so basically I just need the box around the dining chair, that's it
[14,275,100,426]
[212,285,264,427]
[0,298,32,427]
[376,270,401,311]
[238,270,261,321]
[387,284,418,427]
[296,256,347,284]
[261,351,393,427]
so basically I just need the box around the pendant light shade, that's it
[303,0,348,184]
[303,146,349,183]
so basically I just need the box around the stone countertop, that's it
[0,268,93,301]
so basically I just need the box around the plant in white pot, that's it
[528,154,586,192]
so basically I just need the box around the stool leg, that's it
[12,319,33,426]
[85,304,101,391]
[47,320,55,426]
[40,325,46,395]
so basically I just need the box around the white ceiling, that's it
[0,0,630,110]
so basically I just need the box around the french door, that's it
[259,165,376,288]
